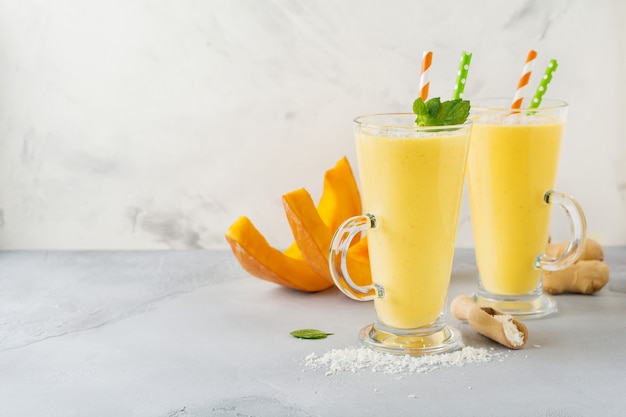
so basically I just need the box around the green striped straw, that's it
[452,51,472,100]
[530,59,558,108]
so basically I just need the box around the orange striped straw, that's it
[511,50,538,110]
[419,51,433,101]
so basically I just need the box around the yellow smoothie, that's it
[355,131,469,329]
[467,115,563,295]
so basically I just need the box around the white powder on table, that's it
[304,346,496,376]
[492,314,525,347]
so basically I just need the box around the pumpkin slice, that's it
[283,188,371,287]
[345,233,371,287]
[317,156,362,232]
[283,188,333,280]
[225,216,331,292]
[225,156,362,292]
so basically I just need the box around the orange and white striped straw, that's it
[419,51,433,101]
[511,50,538,110]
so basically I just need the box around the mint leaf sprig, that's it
[413,97,470,127]
[290,329,333,340]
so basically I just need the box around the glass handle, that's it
[328,213,380,301]
[536,190,587,271]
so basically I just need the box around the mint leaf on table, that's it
[413,97,470,126]
[290,329,333,340]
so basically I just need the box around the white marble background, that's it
[0,0,624,249]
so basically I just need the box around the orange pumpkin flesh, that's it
[317,157,362,232]
[282,188,332,280]
[346,238,371,287]
[225,156,364,293]
[283,188,371,287]
[225,216,331,292]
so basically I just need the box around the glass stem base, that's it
[473,290,557,319]
[359,322,462,355]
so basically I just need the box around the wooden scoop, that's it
[450,295,529,349]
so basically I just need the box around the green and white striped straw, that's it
[530,59,558,108]
[452,51,472,100]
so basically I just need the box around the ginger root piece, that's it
[543,238,610,295]
[545,238,604,262]
[543,260,610,295]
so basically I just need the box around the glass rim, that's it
[471,97,568,112]
[353,112,472,130]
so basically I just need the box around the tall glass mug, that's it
[467,98,586,318]
[328,113,471,355]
